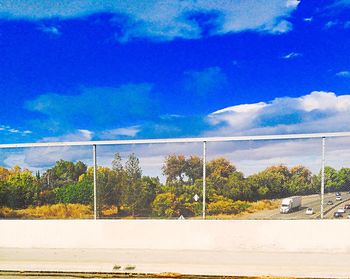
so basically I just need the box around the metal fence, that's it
[1,131,350,220]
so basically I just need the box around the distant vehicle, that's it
[337,208,346,214]
[344,204,350,210]
[327,200,334,205]
[336,196,342,201]
[334,212,343,218]
[305,208,314,215]
[280,196,302,214]
[336,192,341,196]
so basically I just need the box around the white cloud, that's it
[3,99,350,179]
[3,154,31,170]
[3,130,94,170]
[3,145,92,170]
[100,126,140,139]
[204,137,350,175]
[4,131,350,179]
[209,102,267,128]
[325,20,338,29]
[207,91,350,136]
[282,52,302,59]
[5,90,350,178]
[336,71,350,78]
[303,17,313,22]
[0,125,32,135]
[270,19,293,34]
[40,129,94,142]
[299,91,350,112]
[0,0,299,41]
[39,25,61,35]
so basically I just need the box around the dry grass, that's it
[205,199,280,220]
[0,199,279,220]
[101,205,118,218]
[0,204,92,219]
[0,207,19,218]
[245,199,280,213]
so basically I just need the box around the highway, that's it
[243,192,350,220]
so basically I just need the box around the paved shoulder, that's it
[1,248,350,278]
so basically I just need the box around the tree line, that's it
[0,153,350,217]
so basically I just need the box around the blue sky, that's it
[1,0,350,174]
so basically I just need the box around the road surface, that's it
[242,192,350,219]
[1,248,350,278]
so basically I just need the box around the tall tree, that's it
[162,154,186,184]
[185,156,203,184]
[338,167,350,191]
[288,165,313,195]
[123,153,142,216]
[112,152,123,172]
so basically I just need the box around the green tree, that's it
[55,180,93,205]
[0,180,10,207]
[324,166,339,192]
[247,165,290,200]
[40,160,87,189]
[207,158,237,197]
[0,167,10,181]
[226,171,251,200]
[122,153,143,216]
[152,192,177,217]
[74,161,88,180]
[287,165,313,195]
[138,176,162,215]
[0,167,10,207]
[79,166,124,215]
[337,168,350,191]
[162,154,186,184]
[112,153,123,172]
[207,157,236,178]
[184,156,202,184]
[6,166,39,208]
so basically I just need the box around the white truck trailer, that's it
[280,196,302,213]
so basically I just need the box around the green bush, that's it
[54,181,93,205]
[152,192,177,217]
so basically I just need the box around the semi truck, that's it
[280,196,302,213]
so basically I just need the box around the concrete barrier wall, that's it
[1,220,349,253]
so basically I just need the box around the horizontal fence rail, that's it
[1,132,350,149]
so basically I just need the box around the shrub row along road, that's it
[243,192,350,219]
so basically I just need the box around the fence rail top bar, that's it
[1,131,350,149]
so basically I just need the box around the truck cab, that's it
[280,196,302,214]
[280,199,292,213]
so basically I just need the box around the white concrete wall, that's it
[1,220,349,253]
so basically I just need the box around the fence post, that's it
[93,144,97,220]
[320,137,326,219]
[202,141,206,219]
